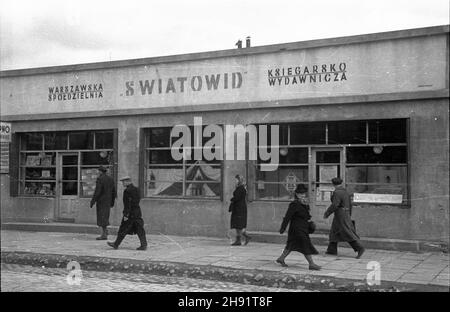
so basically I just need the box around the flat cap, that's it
[119,176,131,181]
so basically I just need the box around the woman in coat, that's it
[229,175,251,246]
[276,184,321,270]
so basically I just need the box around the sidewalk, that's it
[1,230,449,291]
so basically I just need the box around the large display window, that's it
[17,130,116,198]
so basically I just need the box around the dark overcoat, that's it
[229,185,247,230]
[90,173,116,227]
[279,199,318,255]
[118,184,145,236]
[324,186,359,242]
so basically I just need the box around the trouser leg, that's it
[114,234,126,247]
[326,242,338,254]
[349,240,363,252]
[103,226,108,237]
[136,225,147,247]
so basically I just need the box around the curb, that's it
[2,223,448,253]
[1,251,448,292]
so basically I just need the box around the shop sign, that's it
[285,172,299,192]
[0,122,11,142]
[0,122,11,174]
[353,193,403,204]
[0,142,9,173]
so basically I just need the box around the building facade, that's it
[1,25,449,245]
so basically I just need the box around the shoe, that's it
[107,242,118,249]
[96,236,107,240]
[356,247,365,259]
[276,258,288,267]
[136,245,147,251]
[231,240,242,246]
[243,234,252,246]
[309,264,321,271]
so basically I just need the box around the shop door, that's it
[57,153,79,220]
[310,148,343,225]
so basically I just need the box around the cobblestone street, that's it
[1,263,300,292]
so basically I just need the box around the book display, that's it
[21,152,56,196]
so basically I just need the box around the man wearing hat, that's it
[90,166,116,240]
[107,176,147,250]
[323,177,365,258]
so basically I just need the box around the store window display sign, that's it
[0,122,11,174]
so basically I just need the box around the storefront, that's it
[1,25,448,244]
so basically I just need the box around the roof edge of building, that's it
[1,24,449,78]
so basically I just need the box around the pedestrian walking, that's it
[323,177,365,258]
[229,174,251,246]
[107,176,147,250]
[276,184,321,270]
[90,166,116,240]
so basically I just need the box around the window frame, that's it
[16,130,116,198]
[251,119,410,206]
[142,127,224,200]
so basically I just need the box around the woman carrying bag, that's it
[276,184,321,270]
[229,174,251,246]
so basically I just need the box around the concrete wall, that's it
[1,97,448,243]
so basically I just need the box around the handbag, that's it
[308,221,316,234]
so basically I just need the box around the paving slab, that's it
[1,230,449,290]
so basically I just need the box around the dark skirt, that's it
[96,205,110,227]
[286,228,318,255]
[230,212,247,230]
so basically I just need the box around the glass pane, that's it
[290,123,326,145]
[346,166,407,184]
[185,163,221,182]
[316,151,340,163]
[316,164,340,182]
[256,166,308,183]
[185,182,221,197]
[22,182,56,196]
[146,181,183,197]
[148,150,182,164]
[369,119,406,143]
[22,152,55,167]
[95,131,113,149]
[81,182,96,197]
[69,132,94,149]
[25,167,56,180]
[328,121,366,144]
[82,151,112,165]
[62,182,78,195]
[186,149,223,163]
[346,146,407,163]
[63,167,78,181]
[148,128,171,148]
[63,155,78,165]
[279,147,308,164]
[22,133,43,150]
[255,182,303,201]
[255,124,286,147]
[146,167,183,182]
[44,132,68,150]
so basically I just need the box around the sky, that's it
[0,0,449,71]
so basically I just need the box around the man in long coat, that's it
[90,166,116,240]
[107,176,147,250]
[323,177,365,258]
